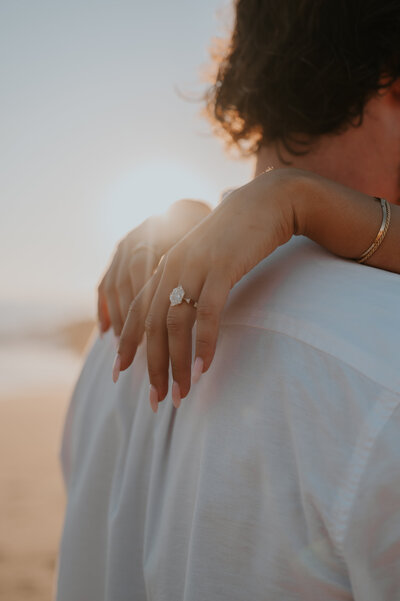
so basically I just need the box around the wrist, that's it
[282,170,385,261]
[258,167,317,240]
[278,169,320,238]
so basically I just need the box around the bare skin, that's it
[98,199,211,336]
[98,80,400,412]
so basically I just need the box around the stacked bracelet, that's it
[356,197,391,264]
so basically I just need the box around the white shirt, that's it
[56,237,400,600]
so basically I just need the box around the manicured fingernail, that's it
[149,385,158,413]
[172,381,181,409]
[192,357,204,384]
[112,354,121,383]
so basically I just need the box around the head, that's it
[206,0,400,202]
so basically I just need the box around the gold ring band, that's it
[170,285,198,308]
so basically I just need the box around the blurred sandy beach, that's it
[0,1,251,597]
[0,304,95,600]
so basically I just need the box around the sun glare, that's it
[100,160,218,248]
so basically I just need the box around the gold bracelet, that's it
[357,197,391,264]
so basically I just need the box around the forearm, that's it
[290,170,400,273]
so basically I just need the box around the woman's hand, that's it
[113,167,400,413]
[115,168,299,411]
[97,199,211,336]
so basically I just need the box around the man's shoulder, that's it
[222,237,400,392]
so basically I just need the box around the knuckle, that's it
[196,303,218,323]
[147,364,161,381]
[126,298,139,319]
[117,237,126,251]
[125,229,136,244]
[166,311,184,334]
[129,256,151,278]
[128,253,141,269]
[195,336,212,353]
[144,313,159,336]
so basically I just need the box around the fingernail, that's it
[149,385,158,413]
[192,357,204,384]
[172,381,181,409]
[112,354,121,383]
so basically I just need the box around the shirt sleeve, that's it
[343,398,400,600]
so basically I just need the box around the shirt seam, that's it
[220,316,400,396]
[219,320,400,561]
[329,388,400,556]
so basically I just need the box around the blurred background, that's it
[0,1,251,598]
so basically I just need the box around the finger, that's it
[99,244,125,336]
[118,267,162,372]
[145,255,181,405]
[97,281,111,334]
[105,285,124,336]
[117,248,159,322]
[117,280,134,323]
[113,242,134,322]
[115,252,134,322]
[193,272,230,378]
[167,279,203,406]
[128,248,159,301]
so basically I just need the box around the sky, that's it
[0,0,252,319]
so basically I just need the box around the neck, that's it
[254,139,376,194]
[254,93,400,204]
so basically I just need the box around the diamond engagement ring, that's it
[169,285,198,308]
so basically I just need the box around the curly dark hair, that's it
[205,0,400,156]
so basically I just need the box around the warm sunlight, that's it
[1,2,249,598]
[100,160,219,247]
[4,0,399,598]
